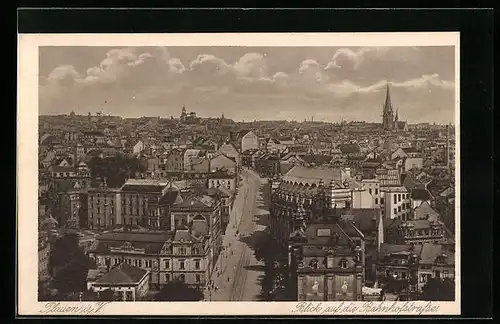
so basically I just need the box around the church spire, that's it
[383,82,393,115]
[382,82,395,131]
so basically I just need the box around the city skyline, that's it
[39,46,456,124]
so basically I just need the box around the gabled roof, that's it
[282,165,342,186]
[173,229,200,242]
[419,243,454,265]
[339,208,381,234]
[94,262,148,285]
[411,188,432,200]
[414,201,440,221]
[299,155,333,165]
[172,195,217,210]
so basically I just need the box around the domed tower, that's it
[68,181,82,229]
[77,161,91,188]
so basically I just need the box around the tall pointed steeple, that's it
[384,83,393,114]
[382,82,395,131]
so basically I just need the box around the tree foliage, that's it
[50,233,91,295]
[154,281,204,301]
[97,288,121,301]
[422,277,455,301]
[87,154,146,188]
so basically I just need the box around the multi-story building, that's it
[207,170,236,193]
[119,179,177,229]
[376,243,420,295]
[380,186,412,220]
[164,149,185,172]
[89,205,220,291]
[359,179,382,209]
[270,165,369,248]
[377,242,455,295]
[209,154,237,174]
[87,187,121,229]
[255,154,281,178]
[240,130,260,153]
[68,182,89,228]
[417,242,455,292]
[170,194,223,270]
[384,218,450,246]
[86,179,179,230]
[288,209,366,301]
[38,230,51,287]
[183,149,203,171]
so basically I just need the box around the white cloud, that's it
[189,54,232,75]
[233,53,267,78]
[168,57,186,74]
[46,65,81,83]
[392,73,455,90]
[39,46,454,123]
[324,47,421,71]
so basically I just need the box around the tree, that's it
[50,233,91,295]
[97,289,121,301]
[87,155,147,188]
[154,281,204,301]
[422,277,455,301]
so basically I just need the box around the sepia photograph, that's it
[18,32,460,316]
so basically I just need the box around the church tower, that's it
[180,105,187,122]
[393,109,399,130]
[382,83,395,131]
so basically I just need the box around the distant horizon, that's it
[38,112,454,126]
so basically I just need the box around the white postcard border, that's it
[17,32,461,316]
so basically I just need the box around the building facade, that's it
[289,211,366,301]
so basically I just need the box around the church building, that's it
[382,83,408,132]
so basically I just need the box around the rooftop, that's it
[93,263,148,285]
[282,165,343,186]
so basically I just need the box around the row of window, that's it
[393,203,410,215]
[393,193,409,204]
[53,172,76,177]
[164,273,202,283]
[419,270,450,283]
[309,258,349,269]
[111,258,202,270]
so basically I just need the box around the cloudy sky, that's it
[39,46,455,124]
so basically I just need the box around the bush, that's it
[154,281,204,301]
[422,277,455,301]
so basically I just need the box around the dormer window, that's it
[339,259,348,269]
[310,259,319,269]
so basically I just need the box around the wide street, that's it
[205,168,270,301]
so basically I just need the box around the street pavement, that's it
[204,168,269,301]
